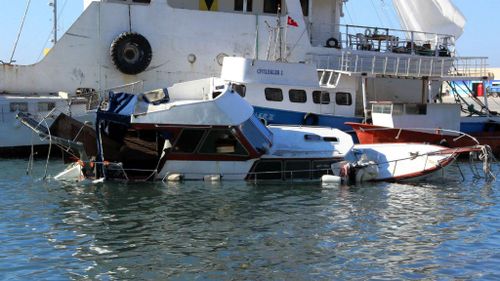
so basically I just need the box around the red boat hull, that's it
[345,122,479,148]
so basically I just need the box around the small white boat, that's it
[331,143,492,183]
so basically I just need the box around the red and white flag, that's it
[287,16,298,27]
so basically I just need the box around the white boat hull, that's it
[336,143,460,182]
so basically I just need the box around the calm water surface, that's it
[0,159,499,280]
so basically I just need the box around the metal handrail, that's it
[312,52,489,79]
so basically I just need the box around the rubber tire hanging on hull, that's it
[110,32,152,75]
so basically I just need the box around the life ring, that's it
[302,112,319,126]
[364,28,373,37]
[325,37,340,49]
[110,32,152,75]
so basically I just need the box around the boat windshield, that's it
[239,116,273,153]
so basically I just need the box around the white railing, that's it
[312,23,455,56]
[311,52,489,80]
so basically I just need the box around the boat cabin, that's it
[370,102,461,132]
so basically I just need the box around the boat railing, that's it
[313,53,489,83]
[313,23,455,56]
[83,80,144,110]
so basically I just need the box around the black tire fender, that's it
[110,32,152,75]
[326,37,340,49]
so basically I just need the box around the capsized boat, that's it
[19,79,354,182]
[329,143,494,184]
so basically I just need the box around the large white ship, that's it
[0,0,492,155]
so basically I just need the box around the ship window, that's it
[173,129,206,153]
[234,0,252,12]
[133,0,150,3]
[289,89,307,103]
[392,104,404,115]
[335,92,352,106]
[372,104,392,114]
[300,0,309,16]
[285,160,311,179]
[405,104,427,115]
[252,160,282,180]
[312,91,330,104]
[37,102,56,112]
[265,88,283,102]
[10,102,28,112]
[199,129,248,155]
[263,0,281,14]
[232,84,246,97]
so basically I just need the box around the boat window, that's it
[300,0,309,16]
[37,102,56,112]
[285,160,311,179]
[232,84,246,97]
[173,129,206,153]
[265,88,283,102]
[212,91,223,99]
[10,102,28,112]
[239,117,273,153]
[234,0,252,12]
[405,104,427,115]
[289,89,307,103]
[372,104,392,114]
[252,160,282,180]
[263,0,281,14]
[323,137,338,142]
[312,91,330,104]
[199,129,248,155]
[335,92,352,106]
[392,104,404,115]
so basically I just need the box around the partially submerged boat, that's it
[19,80,354,182]
[18,80,495,184]
[331,143,490,184]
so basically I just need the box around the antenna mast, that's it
[49,0,57,44]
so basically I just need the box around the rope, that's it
[41,118,52,180]
[478,145,497,181]
[9,0,32,63]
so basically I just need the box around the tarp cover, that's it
[393,0,466,42]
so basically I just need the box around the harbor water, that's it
[1,159,500,280]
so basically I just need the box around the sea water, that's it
[0,159,499,280]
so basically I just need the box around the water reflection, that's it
[0,161,499,280]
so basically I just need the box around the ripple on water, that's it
[0,160,499,280]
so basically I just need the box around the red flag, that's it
[287,16,298,27]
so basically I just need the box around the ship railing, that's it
[82,81,144,110]
[312,23,455,56]
[312,53,489,84]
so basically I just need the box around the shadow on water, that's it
[0,160,499,280]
